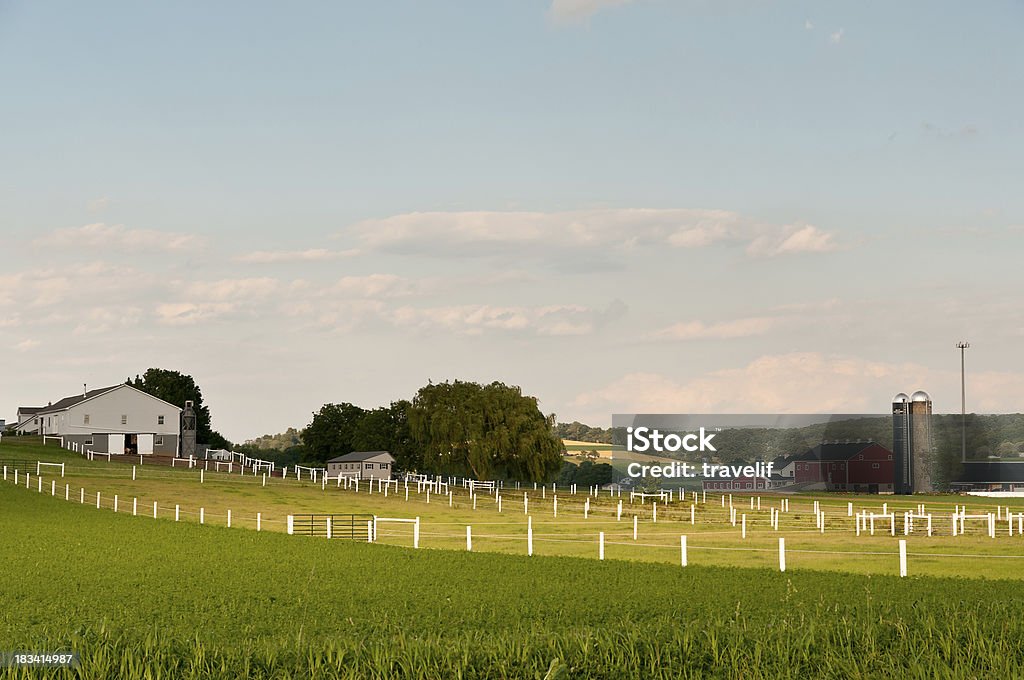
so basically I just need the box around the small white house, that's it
[326,451,395,480]
[15,406,44,434]
[31,384,182,455]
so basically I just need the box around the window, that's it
[364,463,373,469]
[872,463,880,469]
[155,437,164,446]
[121,415,127,425]
[84,438,93,445]
[158,415,165,425]
[887,455,893,460]
[84,414,90,425]
[381,463,390,469]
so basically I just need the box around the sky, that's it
[1,1,1022,442]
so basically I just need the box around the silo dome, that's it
[911,390,930,403]
[892,392,909,403]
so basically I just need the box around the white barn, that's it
[32,384,182,455]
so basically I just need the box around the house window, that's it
[364,463,372,469]
[84,414,90,425]
[155,436,164,446]
[872,463,880,469]
[84,438,93,445]
[121,415,128,425]
[381,463,389,469]
[887,455,893,460]
[158,415,165,425]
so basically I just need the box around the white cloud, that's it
[329,274,417,299]
[155,302,235,326]
[390,303,601,336]
[830,28,844,44]
[571,353,932,416]
[746,224,838,257]
[33,223,203,252]
[13,339,40,352]
[87,197,111,213]
[185,278,280,302]
[654,317,775,341]
[234,248,359,264]
[71,306,144,336]
[548,0,637,22]
[347,209,836,259]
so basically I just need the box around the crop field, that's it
[3,438,1024,580]
[4,436,1024,677]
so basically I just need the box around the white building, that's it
[30,384,181,455]
[15,406,44,434]
[326,451,395,480]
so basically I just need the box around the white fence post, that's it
[175,505,180,521]
[133,466,136,481]
[680,535,687,566]
[779,537,786,572]
[153,501,158,518]
[414,517,420,549]
[114,495,119,513]
[227,509,232,527]
[633,515,638,541]
[96,491,101,509]
[200,507,205,525]
[287,515,294,535]
[133,497,137,516]
[327,517,333,539]
[528,516,533,556]
[741,514,746,539]
[599,531,605,560]
[899,539,907,577]
[467,525,472,552]
[257,512,262,532]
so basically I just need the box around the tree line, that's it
[238,380,565,483]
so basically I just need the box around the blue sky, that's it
[2,1,1022,441]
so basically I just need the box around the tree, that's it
[129,368,232,448]
[351,400,420,473]
[301,402,366,464]
[407,380,562,482]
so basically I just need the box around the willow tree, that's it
[407,380,563,482]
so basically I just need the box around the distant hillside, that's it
[554,421,613,444]
[244,427,302,451]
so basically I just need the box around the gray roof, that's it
[36,386,121,415]
[326,451,395,464]
[17,406,45,415]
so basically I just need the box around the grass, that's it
[4,472,1024,678]
[4,436,1024,580]
[6,436,1024,677]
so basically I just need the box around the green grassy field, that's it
[4,436,1024,677]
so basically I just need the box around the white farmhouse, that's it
[326,451,395,481]
[30,384,182,455]
[15,406,44,434]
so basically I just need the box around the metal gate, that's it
[290,514,374,540]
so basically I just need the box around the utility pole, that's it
[956,341,969,462]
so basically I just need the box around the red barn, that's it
[793,441,894,493]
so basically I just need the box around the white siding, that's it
[58,385,181,436]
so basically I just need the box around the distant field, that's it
[4,436,1024,579]
[4,439,1024,677]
